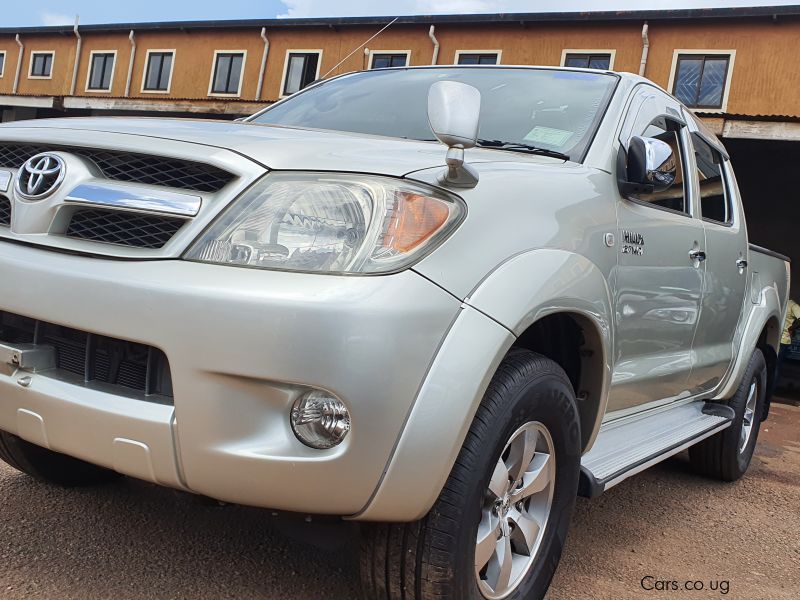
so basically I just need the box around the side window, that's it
[282,51,321,96]
[672,53,732,109]
[455,52,499,65]
[211,52,245,95]
[633,117,688,214]
[692,133,732,224]
[563,52,612,70]
[370,53,409,69]
[144,51,174,92]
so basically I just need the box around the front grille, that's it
[66,208,186,249]
[0,195,10,226]
[0,144,233,193]
[0,311,173,403]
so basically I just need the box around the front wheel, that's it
[360,350,581,600]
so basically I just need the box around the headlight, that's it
[185,172,465,274]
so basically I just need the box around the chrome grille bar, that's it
[65,182,202,217]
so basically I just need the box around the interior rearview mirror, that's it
[427,81,481,188]
[619,135,677,196]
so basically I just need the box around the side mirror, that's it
[427,81,481,188]
[620,136,677,195]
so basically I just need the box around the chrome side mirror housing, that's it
[625,135,677,193]
[427,81,481,188]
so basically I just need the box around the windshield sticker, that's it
[523,126,574,147]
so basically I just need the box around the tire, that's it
[360,349,582,600]
[689,347,767,482]
[0,430,120,487]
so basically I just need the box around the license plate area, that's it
[0,341,56,376]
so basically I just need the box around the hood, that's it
[1,116,561,177]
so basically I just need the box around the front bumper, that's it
[0,241,460,515]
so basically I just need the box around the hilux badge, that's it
[15,153,66,200]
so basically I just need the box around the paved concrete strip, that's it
[0,404,798,599]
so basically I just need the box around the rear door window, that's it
[691,133,732,225]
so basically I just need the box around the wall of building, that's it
[0,15,798,117]
[644,20,800,117]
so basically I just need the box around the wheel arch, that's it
[355,249,613,521]
[512,310,609,453]
[757,314,780,414]
[714,284,783,403]
[466,248,614,454]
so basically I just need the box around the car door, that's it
[607,88,706,414]
[684,121,749,393]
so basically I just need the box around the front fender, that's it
[354,249,613,522]
[467,249,614,451]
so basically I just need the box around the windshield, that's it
[250,67,618,161]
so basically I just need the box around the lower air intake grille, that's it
[0,195,10,226]
[0,311,173,403]
[66,208,185,249]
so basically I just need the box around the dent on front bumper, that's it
[0,240,460,515]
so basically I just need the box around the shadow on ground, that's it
[1,404,798,599]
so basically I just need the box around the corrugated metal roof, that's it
[695,111,800,122]
[1,5,800,35]
[0,92,268,104]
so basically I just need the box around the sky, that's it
[0,0,798,27]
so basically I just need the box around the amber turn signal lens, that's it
[385,192,451,253]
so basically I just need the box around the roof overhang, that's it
[2,5,800,34]
[63,96,269,115]
[0,95,56,109]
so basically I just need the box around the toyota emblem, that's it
[15,152,66,200]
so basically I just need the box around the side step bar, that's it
[579,401,735,498]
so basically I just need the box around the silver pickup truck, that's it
[0,66,790,600]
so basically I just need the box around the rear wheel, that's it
[0,430,120,487]
[689,348,767,481]
[360,350,581,600]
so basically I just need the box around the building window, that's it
[144,51,175,92]
[369,52,409,69]
[0,52,5,78]
[455,52,499,65]
[87,52,115,91]
[563,52,612,70]
[282,51,321,96]
[30,52,54,78]
[672,53,733,109]
[210,52,245,95]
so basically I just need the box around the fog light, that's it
[290,391,351,449]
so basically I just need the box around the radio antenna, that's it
[320,17,399,79]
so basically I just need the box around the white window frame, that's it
[367,50,411,69]
[141,49,176,94]
[280,49,323,98]
[85,50,117,93]
[207,49,248,97]
[29,51,55,80]
[667,49,736,114]
[453,50,502,65]
[0,51,6,78]
[560,49,616,70]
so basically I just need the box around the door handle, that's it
[688,248,707,262]
[736,258,748,269]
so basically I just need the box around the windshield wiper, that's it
[476,139,570,161]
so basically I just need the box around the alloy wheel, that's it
[475,421,556,599]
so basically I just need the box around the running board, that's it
[579,401,735,498]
